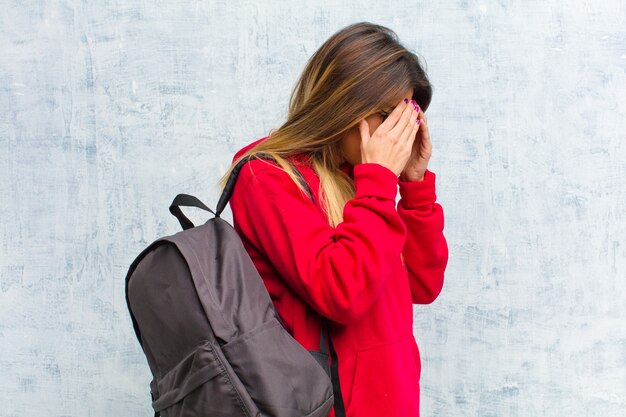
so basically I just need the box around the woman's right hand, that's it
[357,98,421,177]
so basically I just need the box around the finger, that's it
[407,116,419,148]
[399,105,420,143]
[358,119,370,145]
[417,124,432,158]
[422,133,432,155]
[381,99,413,134]
[417,111,429,135]
[380,98,412,131]
[391,101,417,139]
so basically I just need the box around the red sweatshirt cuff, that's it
[398,169,437,208]
[353,163,399,201]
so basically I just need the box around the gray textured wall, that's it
[1,1,625,416]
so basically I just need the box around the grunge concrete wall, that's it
[1,1,624,416]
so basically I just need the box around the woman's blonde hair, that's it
[217,21,433,228]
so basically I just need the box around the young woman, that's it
[219,21,448,417]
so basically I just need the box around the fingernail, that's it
[404,98,409,103]
[411,99,416,105]
[416,119,420,125]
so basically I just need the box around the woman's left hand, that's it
[399,107,432,182]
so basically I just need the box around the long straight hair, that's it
[217,21,433,228]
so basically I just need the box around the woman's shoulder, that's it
[233,136,311,169]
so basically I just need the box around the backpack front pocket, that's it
[152,339,261,417]
[221,317,334,417]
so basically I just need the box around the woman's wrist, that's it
[399,172,425,182]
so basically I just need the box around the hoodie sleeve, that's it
[397,169,449,304]
[230,160,408,325]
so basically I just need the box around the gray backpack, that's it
[124,154,346,417]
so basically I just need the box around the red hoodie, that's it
[228,136,448,417]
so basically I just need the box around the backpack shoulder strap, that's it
[217,152,347,417]
[216,153,316,216]
[283,158,347,417]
